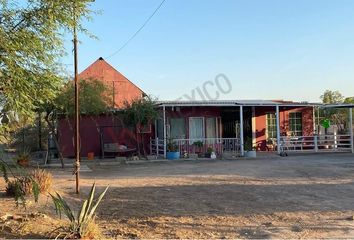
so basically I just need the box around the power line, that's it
[106,0,166,59]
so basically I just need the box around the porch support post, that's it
[276,105,281,155]
[239,105,244,157]
[349,108,353,153]
[312,106,316,134]
[163,105,167,158]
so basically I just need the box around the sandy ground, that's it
[1,152,354,238]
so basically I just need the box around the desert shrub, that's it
[1,161,40,207]
[5,179,25,197]
[5,177,39,205]
[6,177,35,195]
[31,169,52,193]
[51,183,108,239]
[5,169,52,197]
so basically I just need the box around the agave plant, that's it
[50,183,109,239]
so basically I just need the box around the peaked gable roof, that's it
[78,57,145,108]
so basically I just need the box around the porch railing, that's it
[150,138,240,158]
[279,134,352,153]
[150,137,165,157]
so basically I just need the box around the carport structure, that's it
[150,100,354,158]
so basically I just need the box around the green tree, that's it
[41,78,111,166]
[122,97,158,158]
[320,90,344,104]
[344,97,354,104]
[55,79,111,117]
[0,0,95,126]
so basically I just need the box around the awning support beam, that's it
[239,105,244,157]
[276,105,281,155]
[163,105,167,158]
[349,108,353,153]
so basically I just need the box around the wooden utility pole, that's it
[73,4,80,194]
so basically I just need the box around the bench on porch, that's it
[101,143,136,158]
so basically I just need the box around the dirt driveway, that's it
[2,153,354,238]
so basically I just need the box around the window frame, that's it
[188,117,205,141]
[265,112,277,141]
[289,112,303,136]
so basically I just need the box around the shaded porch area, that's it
[150,100,354,158]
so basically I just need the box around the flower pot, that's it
[166,151,180,160]
[17,159,29,167]
[87,152,94,160]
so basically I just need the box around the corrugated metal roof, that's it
[156,99,320,107]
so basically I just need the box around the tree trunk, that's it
[141,133,147,158]
[135,129,141,158]
[44,113,64,168]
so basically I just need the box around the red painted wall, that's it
[58,115,152,158]
[165,106,221,138]
[255,106,314,150]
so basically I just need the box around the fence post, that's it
[334,132,337,150]
[314,135,318,152]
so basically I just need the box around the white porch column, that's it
[163,105,167,158]
[349,108,353,153]
[276,105,281,155]
[239,105,244,157]
[251,107,256,146]
[312,106,316,134]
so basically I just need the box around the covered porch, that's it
[150,100,354,158]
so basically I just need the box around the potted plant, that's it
[16,149,31,167]
[244,137,256,158]
[166,141,180,160]
[205,146,216,159]
[193,140,203,157]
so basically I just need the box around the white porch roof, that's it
[157,99,320,107]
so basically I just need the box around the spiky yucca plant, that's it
[50,183,108,239]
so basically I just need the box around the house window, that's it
[266,113,277,141]
[170,118,186,139]
[189,117,204,141]
[289,112,302,136]
[206,118,217,139]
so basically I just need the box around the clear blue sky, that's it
[62,0,354,102]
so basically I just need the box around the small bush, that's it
[5,169,52,198]
[31,169,52,193]
[6,177,33,196]
[6,179,24,196]
[1,160,40,206]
